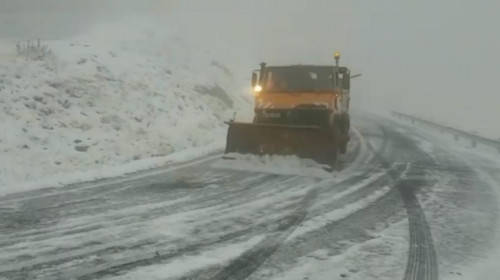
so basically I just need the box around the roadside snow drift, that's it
[0,19,252,194]
[212,153,334,178]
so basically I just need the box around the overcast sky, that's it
[1,0,499,136]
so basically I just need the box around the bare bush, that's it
[16,39,53,61]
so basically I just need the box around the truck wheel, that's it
[327,127,342,169]
[326,146,339,170]
[339,114,350,134]
[339,141,347,154]
[338,114,349,154]
[344,115,350,134]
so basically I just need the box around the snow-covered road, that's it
[0,114,499,280]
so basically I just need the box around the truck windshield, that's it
[263,67,335,93]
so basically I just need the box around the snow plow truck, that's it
[224,52,352,167]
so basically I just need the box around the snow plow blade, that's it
[224,122,337,165]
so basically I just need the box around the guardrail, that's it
[391,111,500,153]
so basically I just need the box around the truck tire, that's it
[339,141,347,154]
[327,125,343,168]
[331,145,339,167]
[338,114,349,154]
[322,144,338,169]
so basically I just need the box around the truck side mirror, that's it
[251,72,258,87]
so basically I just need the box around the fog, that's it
[1,0,499,137]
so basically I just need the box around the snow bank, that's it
[1,143,224,197]
[211,153,334,178]
[0,17,253,194]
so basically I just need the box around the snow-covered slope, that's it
[0,20,253,193]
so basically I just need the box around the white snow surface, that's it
[288,186,392,240]
[269,221,408,280]
[106,235,265,280]
[0,18,253,194]
[433,141,500,280]
[393,115,500,280]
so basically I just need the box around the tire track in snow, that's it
[369,123,438,280]
[68,177,320,280]
[206,188,319,280]
[0,175,297,277]
[0,173,280,243]
[202,123,405,280]
[72,228,258,280]
[0,119,404,280]
[200,127,379,280]
[0,172,322,280]
[398,180,438,280]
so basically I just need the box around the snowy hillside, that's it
[0,21,253,193]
